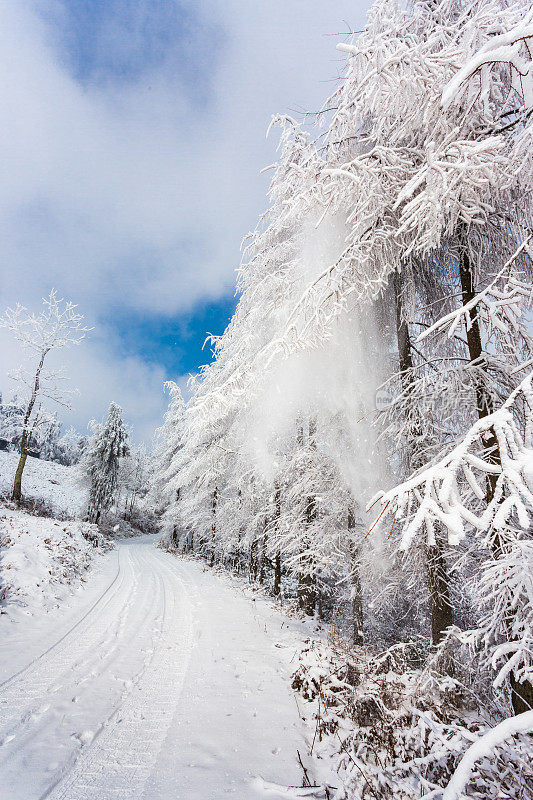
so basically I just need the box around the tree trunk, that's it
[457,235,500,528]
[249,538,258,582]
[274,552,281,597]
[426,534,453,646]
[273,483,282,597]
[394,271,454,644]
[297,421,317,616]
[172,488,181,549]
[298,567,315,616]
[348,508,364,646]
[259,518,267,585]
[297,512,315,614]
[299,491,317,616]
[509,675,533,715]
[12,350,48,507]
[458,230,532,714]
[12,441,28,507]
[210,487,218,567]
[235,488,244,573]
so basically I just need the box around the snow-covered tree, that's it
[85,403,130,525]
[0,394,28,452]
[144,5,533,796]
[54,425,88,466]
[36,412,62,462]
[371,321,533,716]
[118,443,150,522]
[151,382,186,524]
[0,290,90,505]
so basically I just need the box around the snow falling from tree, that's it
[151,1,533,796]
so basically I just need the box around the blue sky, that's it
[40,0,223,102]
[0,0,371,442]
[109,295,238,378]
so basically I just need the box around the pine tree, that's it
[85,403,130,525]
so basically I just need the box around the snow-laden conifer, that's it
[85,403,129,525]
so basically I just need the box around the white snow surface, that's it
[0,451,87,518]
[0,536,313,800]
[0,507,100,622]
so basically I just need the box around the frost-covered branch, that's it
[442,8,533,111]
[441,710,533,800]
[368,373,533,549]
[417,236,533,345]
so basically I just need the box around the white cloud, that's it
[0,325,167,444]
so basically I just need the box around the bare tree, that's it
[0,290,90,506]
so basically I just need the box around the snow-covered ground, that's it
[0,453,103,624]
[0,452,318,798]
[0,537,315,800]
[0,508,102,622]
[0,451,87,518]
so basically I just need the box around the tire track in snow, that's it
[0,546,123,691]
[0,546,138,739]
[40,544,194,800]
[0,545,146,776]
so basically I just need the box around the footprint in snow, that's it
[72,730,94,746]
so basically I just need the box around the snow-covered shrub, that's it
[100,505,158,539]
[292,633,533,800]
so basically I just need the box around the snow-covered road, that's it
[0,537,308,800]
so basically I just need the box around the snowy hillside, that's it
[0,452,102,624]
[0,508,102,622]
[0,451,87,518]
